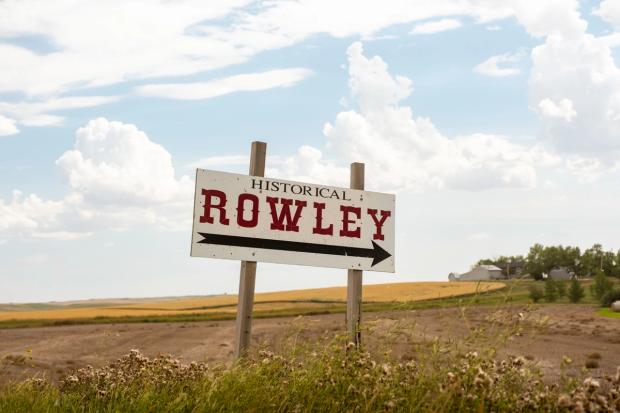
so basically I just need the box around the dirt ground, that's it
[1,304,619,385]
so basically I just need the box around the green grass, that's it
[598,308,620,318]
[0,280,605,330]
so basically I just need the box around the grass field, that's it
[598,307,620,318]
[0,278,613,329]
[0,282,504,327]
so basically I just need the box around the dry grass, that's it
[0,282,503,322]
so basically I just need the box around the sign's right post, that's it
[347,162,364,346]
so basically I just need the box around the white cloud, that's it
[0,1,253,96]
[56,118,192,206]
[525,1,620,163]
[135,68,312,100]
[594,0,620,30]
[269,42,558,192]
[0,118,193,240]
[187,155,250,169]
[473,53,522,77]
[0,0,561,140]
[0,115,19,136]
[0,0,515,98]
[0,190,83,239]
[0,96,120,129]
[510,0,586,39]
[538,98,577,122]
[266,146,350,188]
[410,18,462,35]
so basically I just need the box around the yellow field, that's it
[0,282,504,322]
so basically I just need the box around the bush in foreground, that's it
[2,346,620,412]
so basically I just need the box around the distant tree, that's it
[590,270,614,302]
[556,280,567,298]
[581,244,604,277]
[568,278,585,303]
[475,243,618,281]
[603,250,620,278]
[476,255,525,277]
[476,258,495,267]
[544,279,558,302]
[529,284,543,303]
[525,244,546,280]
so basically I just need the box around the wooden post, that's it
[346,162,364,346]
[234,141,266,358]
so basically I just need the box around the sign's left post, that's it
[233,141,267,358]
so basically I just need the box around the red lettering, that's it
[367,209,391,240]
[236,193,259,228]
[200,189,229,225]
[312,202,333,235]
[339,205,361,238]
[266,197,307,232]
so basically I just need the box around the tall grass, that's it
[2,345,619,412]
[2,306,619,412]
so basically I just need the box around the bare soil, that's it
[1,304,619,385]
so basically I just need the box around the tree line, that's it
[477,243,620,280]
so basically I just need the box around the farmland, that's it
[1,280,620,412]
[0,281,504,327]
[2,301,620,412]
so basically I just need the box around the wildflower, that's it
[446,372,456,383]
[474,367,492,389]
[583,377,600,392]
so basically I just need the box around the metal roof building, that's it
[449,265,504,281]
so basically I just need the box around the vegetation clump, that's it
[590,270,615,304]
[601,289,620,308]
[528,284,543,303]
[544,279,558,303]
[555,281,567,298]
[568,278,585,303]
[1,344,619,412]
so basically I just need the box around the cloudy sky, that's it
[1,0,620,302]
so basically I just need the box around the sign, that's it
[190,169,395,272]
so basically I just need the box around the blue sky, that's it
[1,0,620,302]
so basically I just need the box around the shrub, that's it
[529,284,543,303]
[590,270,614,302]
[544,279,558,302]
[568,278,585,303]
[555,281,567,298]
[601,289,620,307]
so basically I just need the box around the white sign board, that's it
[190,169,395,272]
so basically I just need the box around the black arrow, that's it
[197,232,391,267]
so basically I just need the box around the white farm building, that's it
[449,265,504,281]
